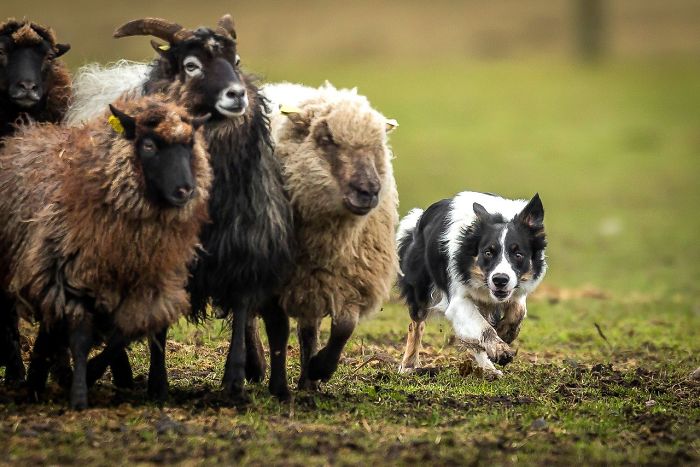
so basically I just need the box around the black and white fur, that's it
[397,191,547,376]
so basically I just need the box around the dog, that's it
[397,191,547,377]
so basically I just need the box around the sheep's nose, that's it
[173,186,194,203]
[225,85,246,99]
[492,274,510,289]
[18,80,39,92]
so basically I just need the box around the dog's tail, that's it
[397,208,423,249]
[396,208,424,278]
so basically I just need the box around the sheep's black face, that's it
[109,104,208,208]
[162,29,247,119]
[0,30,69,109]
[138,137,197,208]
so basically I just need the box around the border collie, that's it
[397,191,547,377]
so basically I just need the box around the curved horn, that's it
[114,18,192,43]
[217,14,236,39]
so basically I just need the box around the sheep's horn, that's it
[216,14,236,39]
[113,18,192,43]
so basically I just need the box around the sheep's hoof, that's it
[271,385,292,402]
[245,359,266,384]
[307,351,338,382]
[227,385,251,406]
[70,394,88,411]
[147,382,168,404]
[297,377,320,391]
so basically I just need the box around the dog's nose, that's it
[492,274,510,288]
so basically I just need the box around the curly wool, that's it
[0,19,72,138]
[265,83,399,323]
[0,96,212,337]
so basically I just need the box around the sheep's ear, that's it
[385,118,399,133]
[150,40,171,57]
[108,104,136,140]
[54,43,71,58]
[280,105,310,130]
[516,193,545,230]
[191,113,211,130]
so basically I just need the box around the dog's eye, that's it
[484,251,493,259]
[514,252,524,261]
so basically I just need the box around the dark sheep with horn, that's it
[67,15,295,402]
[0,18,72,386]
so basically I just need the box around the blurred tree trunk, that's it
[575,0,605,61]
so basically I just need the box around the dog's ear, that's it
[516,193,544,230]
[473,202,492,224]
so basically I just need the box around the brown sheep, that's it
[0,17,72,385]
[262,82,399,389]
[0,18,71,138]
[0,95,211,409]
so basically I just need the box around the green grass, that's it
[1,60,699,465]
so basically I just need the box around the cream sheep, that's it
[262,82,399,388]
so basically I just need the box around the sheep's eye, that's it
[141,139,157,156]
[318,134,334,146]
[183,57,203,77]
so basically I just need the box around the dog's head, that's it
[460,194,547,302]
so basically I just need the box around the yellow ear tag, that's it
[108,115,125,134]
[279,104,302,114]
[158,44,170,51]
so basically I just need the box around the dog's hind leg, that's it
[496,298,527,344]
[399,319,426,373]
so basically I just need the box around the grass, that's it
[1,56,699,464]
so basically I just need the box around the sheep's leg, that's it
[69,313,94,410]
[259,303,290,401]
[51,346,73,390]
[496,298,527,344]
[222,308,249,403]
[245,314,266,383]
[26,325,54,399]
[147,327,169,402]
[399,320,426,373]
[297,318,321,390]
[0,295,25,385]
[308,312,359,383]
[86,334,132,388]
[110,348,134,389]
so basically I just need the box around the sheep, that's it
[0,18,71,138]
[0,95,212,409]
[261,82,399,389]
[0,18,71,385]
[66,16,296,402]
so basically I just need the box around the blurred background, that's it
[4,0,700,298]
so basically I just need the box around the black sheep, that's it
[73,16,295,401]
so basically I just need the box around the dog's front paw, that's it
[484,337,515,366]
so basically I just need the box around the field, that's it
[0,60,697,465]
[1,1,700,465]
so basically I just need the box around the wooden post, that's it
[575,0,605,61]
